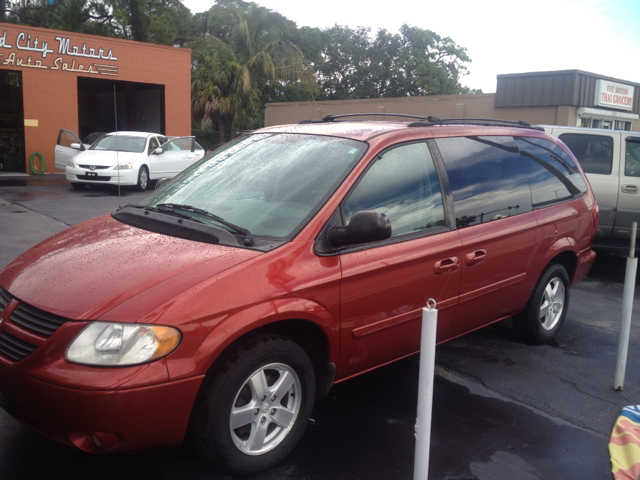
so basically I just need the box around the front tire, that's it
[513,263,570,344]
[189,335,315,475]
[135,165,149,191]
[70,182,85,190]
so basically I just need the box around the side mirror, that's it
[328,210,391,248]
[70,143,83,150]
[153,147,163,155]
[155,177,169,190]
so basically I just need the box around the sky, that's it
[180,0,640,93]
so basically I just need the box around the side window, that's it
[625,138,640,177]
[148,137,159,155]
[517,137,587,207]
[436,136,533,228]
[343,142,445,237]
[163,138,196,153]
[58,130,81,148]
[559,133,613,175]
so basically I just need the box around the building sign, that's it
[594,79,634,111]
[0,30,118,76]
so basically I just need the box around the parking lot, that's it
[1,173,639,479]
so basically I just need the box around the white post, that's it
[414,299,438,480]
[615,222,638,390]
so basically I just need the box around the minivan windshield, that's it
[90,135,147,153]
[140,133,368,238]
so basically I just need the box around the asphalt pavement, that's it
[1,173,638,480]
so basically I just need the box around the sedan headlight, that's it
[67,156,77,167]
[113,161,134,170]
[66,322,180,366]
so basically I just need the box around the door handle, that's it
[434,257,459,274]
[621,185,639,194]
[465,249,487,266]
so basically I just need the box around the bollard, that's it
[414,299,438,480]
[614,222,638,391]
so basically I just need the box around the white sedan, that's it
[56,130,205,191]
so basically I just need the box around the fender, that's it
[164,297,340,381]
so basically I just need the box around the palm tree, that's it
[190,3,316,142]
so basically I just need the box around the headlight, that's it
[113,161,134,170]
[67,156,77,167]
[66,322,181,366]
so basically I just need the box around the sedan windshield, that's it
[140,133,368,238]
[90,135,147,153]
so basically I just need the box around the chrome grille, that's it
[78,165,109,170]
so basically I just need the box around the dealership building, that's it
[265,70,640,131]
[0,24,191,173]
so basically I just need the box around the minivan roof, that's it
[259,120,547,142]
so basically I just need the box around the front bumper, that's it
[66,166,138,186]
[0,295,204,453]
[0,366,203,453]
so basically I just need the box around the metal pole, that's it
[614,222,638,390]
[414,299,438,480]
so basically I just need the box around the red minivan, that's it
[0,116,597,474]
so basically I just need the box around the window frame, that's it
[331,139,451,254]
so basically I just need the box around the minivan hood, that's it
[0,215,261,320]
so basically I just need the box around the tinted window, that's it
[625,138,640,177]
[343,142,445,237]
[559,133,613,175]
[436,136,532,228]
[517,137,587,207]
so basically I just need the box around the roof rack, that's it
[298,113,441,124]
[297,114,544,131]
[407,117,544,131]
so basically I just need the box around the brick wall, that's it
[0,24,191,173]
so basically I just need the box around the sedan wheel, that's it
[136,166,149,191]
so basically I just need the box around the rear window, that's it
[436,135,588,229]
[517,137,587,207]
[436,136,532,228]
[559,133,613,175]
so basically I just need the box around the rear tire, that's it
[513,263,570,344]
[189,334,315,475]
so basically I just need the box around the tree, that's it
[190,3,316,140]
[5,0,195,46]
[316,24,480,100]
[5,0,116,36]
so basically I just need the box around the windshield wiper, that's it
[156,203,254,246]
[122,204,206,223]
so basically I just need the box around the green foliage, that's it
[189,2,316,141]
[5,0,194,45]
[317,24,478,99]
[191,125,221,152]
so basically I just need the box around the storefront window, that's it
[578,117,632,131]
